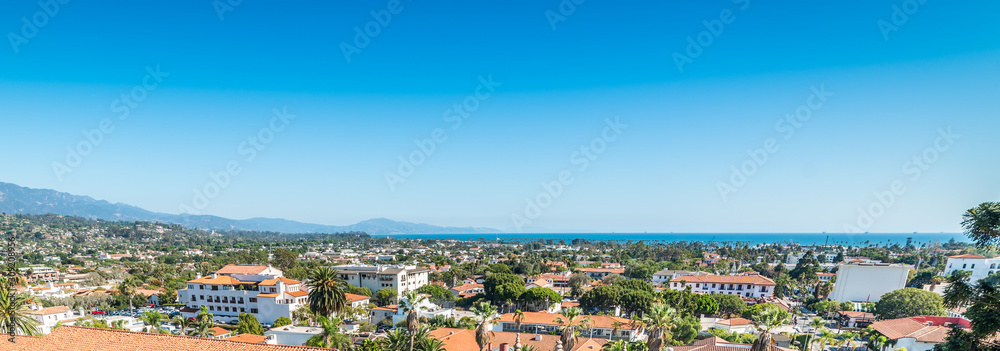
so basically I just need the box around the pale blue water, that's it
[372,233,968,245]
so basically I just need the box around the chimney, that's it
[211,273,218,279]
[196,273,202,279]
[500,343,509,351]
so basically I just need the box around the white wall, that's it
[829,264,912,302]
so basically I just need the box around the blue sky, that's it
[1,0,997,233]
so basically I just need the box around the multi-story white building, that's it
[335,265,430,298]
[669,273,776,298]
[829,263,912,302]
[178,264,306,324]
[943,254,1000,282]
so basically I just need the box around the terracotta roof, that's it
[671,274,776,286]
[870,317,955,343]
[287,290,308,297]
[216,265,273,275]
[577,268,626,274]
[840,311,875,320]
[224,334,268,344]
[450,283,483,292]
[189,276,248,286]
[5,326,329,350]
[674,335,796,351]
[256,293,280,298]
[497,312,634,330]
[948,254,988,259]
[346,293,371,303]
[210,327,231,336]
[25,306,71,315]
[258,277,301,286]
[429,328,608,351]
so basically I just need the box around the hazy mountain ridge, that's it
[0,182,501,235]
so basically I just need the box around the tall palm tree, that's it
[417,338,447,351]
[472,302,499,351]
[117,278,137,315]
[640,304,679,351]
[139,311,169,334]
[189,306,215,338]
[172,315,194,336]
[611,320,624,341]
[306,316,350,349]
[750,307,788,351]
[554,307,586,351]
[402,291,429,351]
[306,267,347,318]
[0,286,39,337]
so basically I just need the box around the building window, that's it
[250,298,257,303]
[209,306,214,311]
[251,308,258,314]
[972,264,976,269]
[963,264,967,269]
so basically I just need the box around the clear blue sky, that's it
[1,0,997,233]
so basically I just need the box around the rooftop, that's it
[5,326,329,350]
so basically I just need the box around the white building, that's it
[178,264,306,324]
[335,265,430,298]
[26,306,76,335]
[668,273,776,298]
[265,325,323,347]
[829,263,912,302]
[943,254,1000,283]
[651,270,700,285]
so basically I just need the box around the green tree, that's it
[874,288,945,319]
[271,248,298,271]
[484,273,525,311]
[961,202,1000,247]
[519,287,561,312]
[376,288,399,306]
[346,285,374,297]
[625,263,655,281]
[139,311,169,334]
[555,307,588,351]
[712,293,747,318]
[306,316,351,349]
[402,291,428,351]
[236,312,265,335]
[307,267,347,318]
[416,284,455,304]
[580,286,621,312]
[568,273,593,299]
[273,316,292,327]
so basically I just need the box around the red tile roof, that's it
[716,318,753,326]
[216,265,273,275]
[258,277,300,286]
[224,334,268,344]
[948,254,988,259]
[6,326,328,350]
[346,293,371,303]
[870,317,960,343]
[671,274,776,286]
[429,328,608,351]
[189,276,249,286]
[497,312,634,330]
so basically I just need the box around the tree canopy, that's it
[874,288,945,320]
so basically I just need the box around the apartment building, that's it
[334,265,430,298]
[944,254,1000,282]
[178,264,306,324]
[577,267,625,280]
[668,273,776,298]
[18,266,59,284]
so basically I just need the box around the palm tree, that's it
[809,318,825,332]
[172,315,194,336]
[417,338,447,351]
[117,278,137,315]
[385,328,411,351]
[555,307,586,351]
[513,309,525,333]
[189,320,216,338]
[0,287,39,337]
[306,267,347,318]
[839,331,859,351]
[472,302,499,351]
[139,311,169,334]
[640,304,679,351]
[611,320,624,341]
[402,291,429,351]
[306,316,350,349]
[750,307,788,351]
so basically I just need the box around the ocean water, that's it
[371,233,969,245]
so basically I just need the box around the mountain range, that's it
[0,182,501,235]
